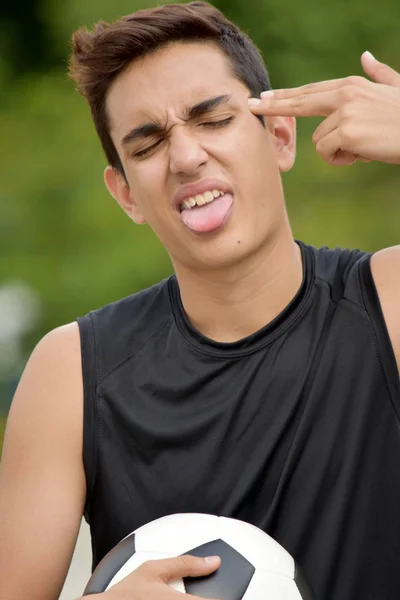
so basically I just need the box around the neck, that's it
[173,230,303,343]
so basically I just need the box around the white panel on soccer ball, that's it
[219,517,295,577]
[242,569,303,599]
[106,551,173,590]
[169,578,186,593]
[135,513,220,555]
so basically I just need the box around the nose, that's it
[168,127,208,176]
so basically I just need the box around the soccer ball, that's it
[84,513,315,599]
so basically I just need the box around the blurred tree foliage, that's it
[0,0,399,425]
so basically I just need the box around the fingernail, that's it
[248,98,261,107]
[364,50,375,61]
[204,556,220,564]
[261,90,274,98]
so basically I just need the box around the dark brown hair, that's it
[69,2,271,174]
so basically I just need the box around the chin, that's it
[189,236,260,272]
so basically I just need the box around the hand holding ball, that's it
[83,514,315,599]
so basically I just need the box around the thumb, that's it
[158,554,221,582]
[361,51,400,86]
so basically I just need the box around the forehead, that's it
[106,42,247,133]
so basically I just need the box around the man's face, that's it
[105,41,296,271]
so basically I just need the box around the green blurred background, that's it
[1,0,399,452]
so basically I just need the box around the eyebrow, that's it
[121,94,233,146]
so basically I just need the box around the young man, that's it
[0,2,399,600]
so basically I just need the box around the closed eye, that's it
[133,117,234,158]
[133,139,163,158]
[200,117,234,128]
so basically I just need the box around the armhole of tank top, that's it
[357,254,400,417]
[76,313,98,520]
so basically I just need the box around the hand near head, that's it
[90,554,221,600]
[248,52,400,166]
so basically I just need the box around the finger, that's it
[152,555,221,581]
[262,78,346,100]
[315,128,357,166]
[304,114,372,163]
[361,51,400,87]
[312,112,339,145]
[248,90,340,117]
[261,76,368,101]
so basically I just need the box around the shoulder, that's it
[84,276,173,325]
[33,321,81,360]
[306,241,399,372]
[308,243,368,273]
[370,245,400,373]
[10,321,83,435]
[25,322,82,395]
[17,322,81,393]
[300,241,369,296]
[77,276,174,381]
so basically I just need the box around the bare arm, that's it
[371,246,400,375]
[0,322,222,600]
[0,323,87,600]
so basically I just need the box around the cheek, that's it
[234,115,273,159]
[232,119,281,198]
[233,127,276,188]
[128,162,167,217]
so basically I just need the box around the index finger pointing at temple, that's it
[264,77,352,99]
[248,89,340,118]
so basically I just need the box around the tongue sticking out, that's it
[180,194,233,233]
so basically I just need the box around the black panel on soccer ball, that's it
[83,533,136,595]
[183,539,255,600]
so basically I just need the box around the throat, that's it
[176,241,304,343]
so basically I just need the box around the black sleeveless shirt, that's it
[77,241,400,600]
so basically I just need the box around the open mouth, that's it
[178,190,233,233]
[178,189,226,212]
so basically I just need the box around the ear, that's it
[104,166,147,224]
[268,116,297,172]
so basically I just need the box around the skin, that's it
[248,51,400,165]
[0,42,399,600]
[0,41,301,600]
[0,323,86,600]
[104,42,303,342]
[248,50,400,372]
